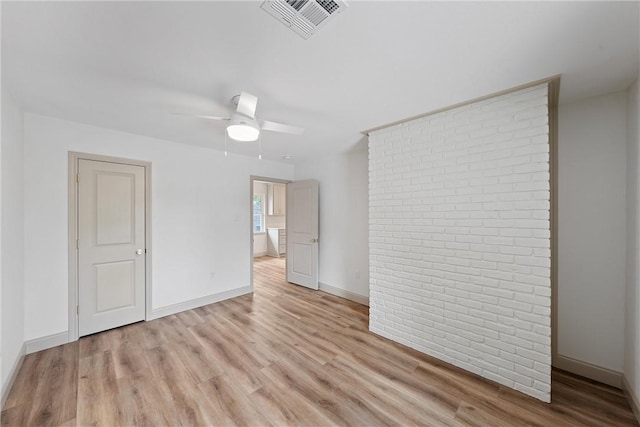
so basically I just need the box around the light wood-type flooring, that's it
[2,255,638,426]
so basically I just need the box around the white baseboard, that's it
[554,354,622,388]
[150,286,252,320]
[1,342,26,408]
[623,375,640,425]
[26,331,70,355]
[253,251,268,257]
[319,282,369,306]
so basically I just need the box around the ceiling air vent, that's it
[261,0,348,39]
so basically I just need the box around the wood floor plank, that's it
[412,361,501,407]
[455,400,514,427]
[135,319,168,349]
[111,341,149,380]
[0,404,29,427]
[554,368,632,406]
[115,369,176,426]
[189,321,268,394]
[144,345,219,426]
[2,351,49,410]
[260,314,343,365]
[76,351,123,427]
[206,311,280,367]
[78,332,111,359]
[549,381,638,426]
[174,308,205,328]
[249,377,339,427]
[326,354,463,426]
[25,343,79,426]
[494,385,589,427]
[2,255,638,427]
[336,374,463,427]
[260,361,356,426]
[198,375,273,427]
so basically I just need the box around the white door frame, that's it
[68,152,152,341]
[249,175,291,292]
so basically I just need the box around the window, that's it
[253,193,265,233]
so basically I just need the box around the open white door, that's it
[286,179,319,290]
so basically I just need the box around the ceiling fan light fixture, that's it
[227,117,260,142]
[180,91,303,143]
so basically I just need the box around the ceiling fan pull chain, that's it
[258,133,262,160]
[224,129,228,157]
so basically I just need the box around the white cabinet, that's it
[267,228,286,257]
[268,183,286,216]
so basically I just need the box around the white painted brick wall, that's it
[368,84,551,402]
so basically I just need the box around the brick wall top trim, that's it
[364,76,560,137]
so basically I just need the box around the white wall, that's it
[369,84,552,402]
[625,77,640,411]
[253,181,268,256]
[557,91,627,373]
[294,146,369,301]
[23,114,294,342]
[1,89,25,396]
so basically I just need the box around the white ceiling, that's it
[2,1,639,162]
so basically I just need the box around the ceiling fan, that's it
[188,91,304,142]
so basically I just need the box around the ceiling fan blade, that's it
[261,120,305,135]
[236,91,258,118]
[194,115,230,121]
[171,113,230,121]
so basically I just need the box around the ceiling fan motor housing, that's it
[227,113,260,141]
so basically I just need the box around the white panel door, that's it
[286,180,319,290]
[78,159,146,336]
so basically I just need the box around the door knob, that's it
[310,238,318,243]
[136,249,145,255]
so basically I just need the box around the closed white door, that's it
[78,159,146,336]
[286,180,319,290]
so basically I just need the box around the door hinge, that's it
[77,305,79,315]
[76,239,79,249]
[76,174,79,183]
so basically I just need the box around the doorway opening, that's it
[250,177,290,293]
